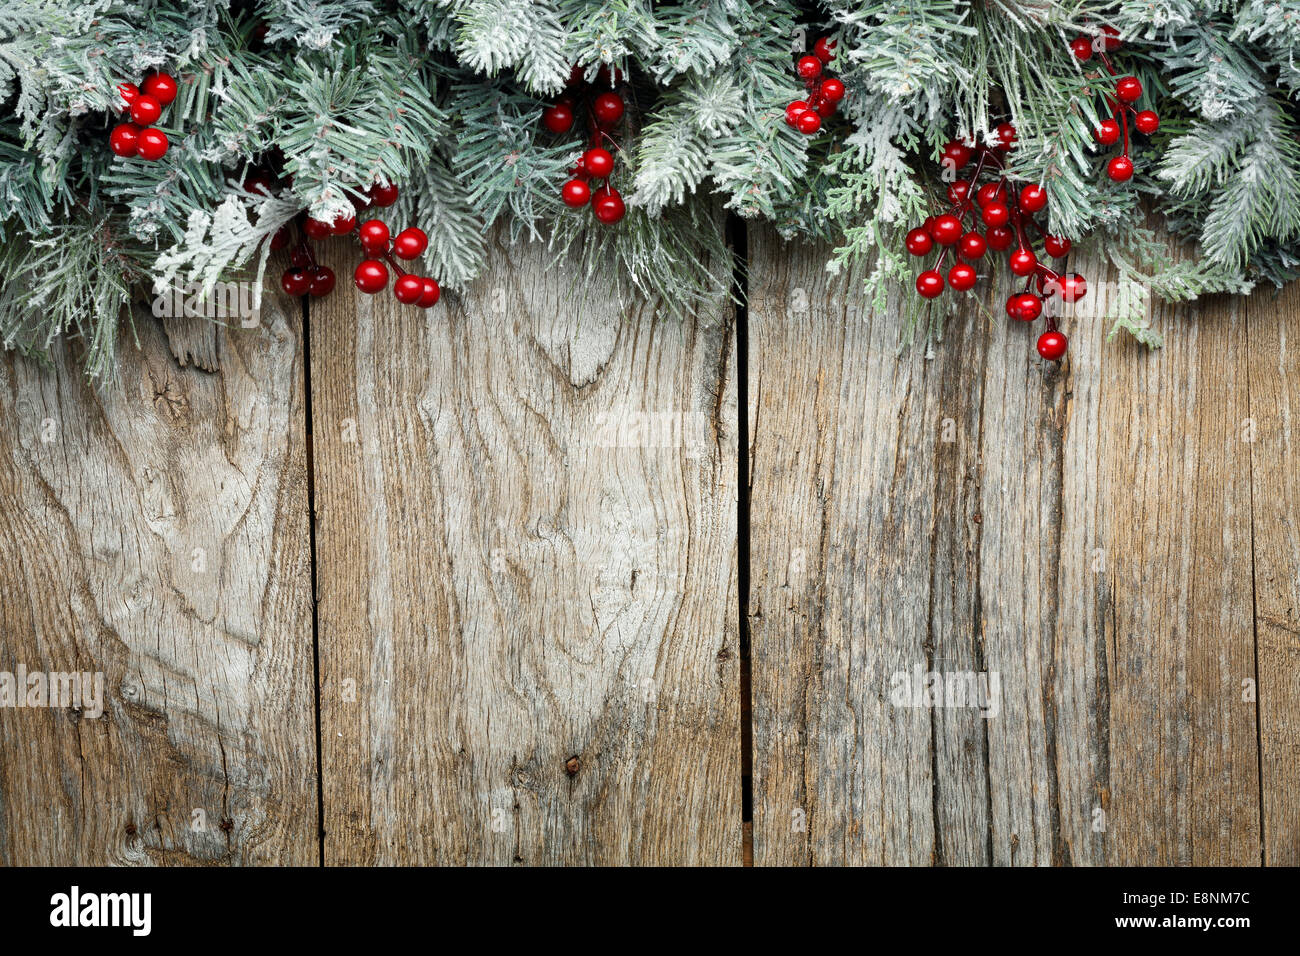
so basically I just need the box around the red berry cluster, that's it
[784,37,845,136]
[542,66,627,225]
[1070,27,1159,182]
[110,72,177,161]
[906,131,1085,362]
[273,181,440,309]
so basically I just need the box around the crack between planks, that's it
[300,294,326,868]
[1244,296,1266,866]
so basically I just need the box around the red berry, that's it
[359,219,390,254]
[593,92,625,125]
[815,99,837,119]
[117,82,140,110]
[308,265,336,297]
[797,56,822,80]
[976,182,1006,207]
[1008,247,1038,276]
[135,128,168,161]
[981,202,1009,228]
[394,273,424,304]
[354,259,389,293]
[1018,184,1048,213]
[994,122,1017,151]
[1043,235,1072,258]
[562,178,592,207]
[418,278,441,309]
[959,232,987,260]
[1070,37,1093,61]
[947,262,978,291]
[592,187,626,224]
[916,269,944,299]
[820,78,845,103]
[542,103,575,134]
[370,182,399,207]
[1116,76,1142,103]
[905,227,933,256]
[1007,292,1042,321]
[796,110,821,135]
[303,217,332,241]
[813,37,836,64]
[1059,273,1087,303]
[986,225,1014,251]
[281,267,311,297]
[332,212,357,235]
[947,180,971,203]
[393,227,428,260]
[109,123,140,157]
[1094,119,1121,145]
[583,148,614,178]
[1037,330,1068,361]
[130,94,162,126]
[1107,155,1134,181]
[271,226,291,251]
[142,72,178,106]
[1135,110,1160,134]
[931,214,963,245]
[289,246,312,268]
[1101,25,1121,51]
[941,140,973,170]
[785,101,809,127]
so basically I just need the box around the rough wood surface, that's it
[0,296,317,865]
[747,224,1289,866]
[310,228,740,865]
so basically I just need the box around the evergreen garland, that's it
[1,1,1298,375]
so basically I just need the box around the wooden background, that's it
[1,225,1295,866]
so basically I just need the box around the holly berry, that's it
[289,246,312,268]
[1094,119,1120,145]
[1058,273,1088,303]
[1135,110,1160,134]
[941,140,973,170]
[1070,37,1093,61]
[304,217,333,241]
[820,78,845,103]
[332,212,357,235]
[542,103,575,134]
[813,37,836,64]
[980,202,1010,228]
[1107,155,1134,181]
[109,123,140,157]
[976,182,1006,207]
[354,259,389,293]
[141,72,178,106]
[130,94,162,126]
[117,83,140,110]
[1037,330,1068,361]
[593,92,625,125]
[1007,292,1042,322]
[1116,76,1143,103]
[562,178,592,207]
[369,182,399,207]
[796,110,821,135]
[583,148,614,178]
[797,56,822,80]
[930,214,963,245]
[1018,184,1048,213]
[135,128,168,161]
[592,187,626,224]
[418,278,441,309]
[393,227,428,260]
[947,180,971,203]
[905,227,933,256]
[785,101,809,127]
[815,99,838,119]
[1043,235,1072,258]
[994,122,1017,151]
[916,269,944,299]
[959,232,987,260]
[947,262,978,291]
[307,265,336,297]
[359,219,390,254]
[986,226,1014,251]
[394,274,424,305]
[281,267,311,297]
[1101,25,1122,51]
[1008,247,1038,277]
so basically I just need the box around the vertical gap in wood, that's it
[300,294,326,867]
[1244,298,1267,865]
[727,213,754,866]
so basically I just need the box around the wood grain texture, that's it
[0,294,316,865]
[311,227,740,865]
[748,224,1284,866]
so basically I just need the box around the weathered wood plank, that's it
[311,227,740,865]
[749,224,1277,865]
[0,295,316,865]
